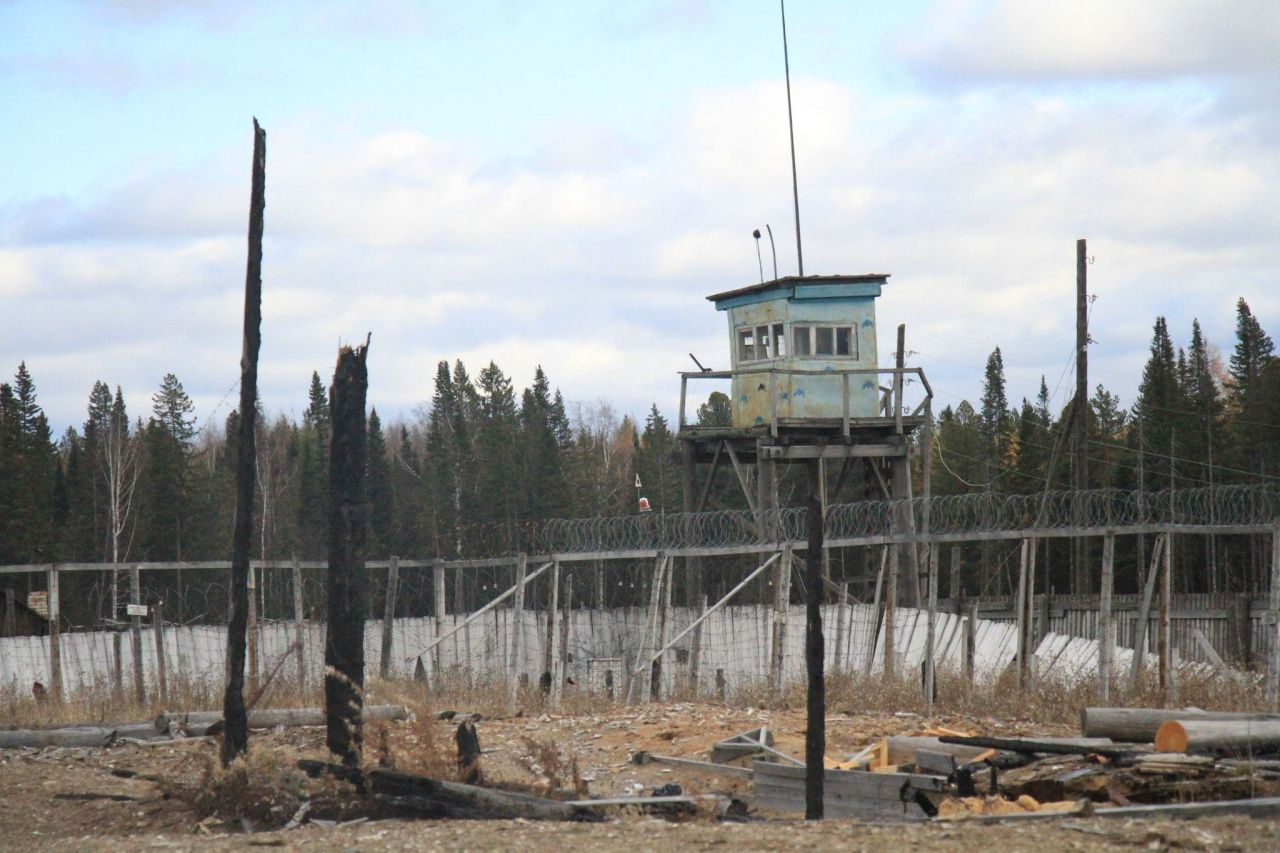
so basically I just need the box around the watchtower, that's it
[676,273,932,605]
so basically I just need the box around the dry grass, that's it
[163,746,319,829]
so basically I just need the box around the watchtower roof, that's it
[707,273,890,309]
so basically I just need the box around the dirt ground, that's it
[1,703,1278,851]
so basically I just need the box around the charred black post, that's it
[804,458,825,819]
[326,340,370,766]
[221,118,266,767]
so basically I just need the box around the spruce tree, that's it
[1131,317,1179,491]
[366,408,394,556]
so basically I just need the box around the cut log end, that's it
[1154,720,1189,753]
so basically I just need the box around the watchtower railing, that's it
[678,366,932,437]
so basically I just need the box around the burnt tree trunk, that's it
[326,341,370,766]
[221,118,266,767]
[804,459,825,819]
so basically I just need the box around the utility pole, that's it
[1073,238,1089,594]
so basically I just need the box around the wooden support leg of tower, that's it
[1098,533,1115,704]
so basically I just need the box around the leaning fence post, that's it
[507,553,528,716]
[292,555,306,692]
[47,565,62,702]
[380,556,399,679]
[130,565,145,706]
[153,599,168,704]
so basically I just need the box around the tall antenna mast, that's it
[781,0,804,276]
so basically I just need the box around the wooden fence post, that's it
[1160,532,1175,704]
[380,556,399,679]
[834,582,848,674]
[292,555,306,692]
[1015,539,1030,688]
[884,543,897,678]
[113,631,124,699]
[964,600,977,688]
[555,573,572,704]
[507,553,528,716]
[153,599,168,704]
[546,559,560,701]
[925,543,938,715]
[433,562,447,682]
[1098,533,1115,704]
[47,565,62,702]
[130,565,144,707]
[1267,524,1280,708]
[247,565,259,695]
[770,545,792,694]
[949,547,961,600]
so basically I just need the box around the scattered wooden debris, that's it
[631,750,754,780]
[752,759,948,820]
[296,759,603,822]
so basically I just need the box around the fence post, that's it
[47,565,62,702]
[1098,533,1115,704]
[555,573,572,704]
[130,565,145,706]
[546,559,560,702]
[770,545,792,694]
[925,543,938,715]
[964,600,977,688]
[113,631,124,699]
[507,553,528,716]
[834,582,848,674]
[433,561,447,685]
[884,543,897,678]
[292,555,306,692]
[1160,532,1175,704]
[3,585,14,636]
[247,565,259,695]
[380,556,399,679]
[1014,539,1030,688]
[1267,524,1280,708]
[153,599,168,705]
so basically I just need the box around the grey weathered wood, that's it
[432,561,447,681]
[1268,524,1280,707]
[1098,533,1115,703]
[158,704,409,734]
[380,556,399,679]
[752,759,939,820]
[1014,538,1030,687]
[964,600,976,687]
[1161,531,1176,703]
[1129,534,1164,687]
[966,796,1280,823]
[247,566,259,694]
[46,565,61,702]
[637,752,754,780]
[546,558,560,700]
[1189,626,1228,671]
[152,600,167,704]
[925,542,937,714]
[1081,706,1280,743]
[129,565,144,706]
[769,546,790,694]
[292,555,306,690]
[507,553,528,716]
[1156,718,1280,756]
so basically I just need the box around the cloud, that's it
[898,0,1280,82]
[4,39,1279,435]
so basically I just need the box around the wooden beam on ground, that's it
[1155,719,1280,756]
[1081,707,1280,742]
[221,118,266,767]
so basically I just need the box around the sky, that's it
[2,0,1278,436]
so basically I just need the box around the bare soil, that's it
[1,703,1277,851]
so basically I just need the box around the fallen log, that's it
[0,727,117,749]
[631,751,754,780]
[938,736,1132,760]
[296,759,602,822]
[1155,719,1280,757]
[157,704,409,735]
[1081,707,1280,743]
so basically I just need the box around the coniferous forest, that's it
[1,298,1277,615]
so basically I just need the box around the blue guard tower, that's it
[675,272,932,598]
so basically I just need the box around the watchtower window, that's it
[792,325,858,359]
[738,324,787,363]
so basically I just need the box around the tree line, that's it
[0,298,1275,618]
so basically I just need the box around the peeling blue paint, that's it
[739,393,749,403]
[862,318,874,328]
[862,380,875,390]
[754,415,765,425]
[793,388,806,397]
